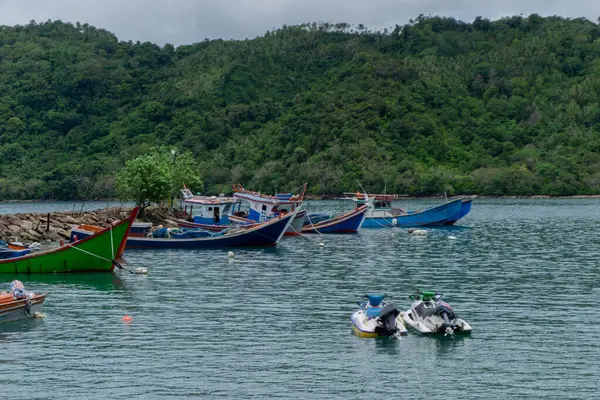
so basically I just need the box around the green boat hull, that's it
[0,208,137,274]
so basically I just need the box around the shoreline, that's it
[3,194,600,204]
[0,206,180,244]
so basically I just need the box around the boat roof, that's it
[343,192,406,201]
[232,183,306,205]
[182,196,240,205]
[181,187,240,205]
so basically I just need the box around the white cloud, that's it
[0,0,597,45]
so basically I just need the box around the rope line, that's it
[303,213,325,236]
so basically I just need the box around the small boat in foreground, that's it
[302,205,369,233]
[401,291,472,335]
[0,208,137,274]
[0,280,46,322]
[351,294,407,338]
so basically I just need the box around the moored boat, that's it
[129,221,153,237]
[0,247,31,259]
[178,188,243,231]
[231,184,307,236]
[74,210,296,249]
[302,204,368,234]
[350,194,464,228]
[401,291,472,335]
[0,207,138,274]
[443,199,472,225]
[351,294,407,338]
[0,280,46,322]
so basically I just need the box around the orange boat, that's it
[0,281,46,322]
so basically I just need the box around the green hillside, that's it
[1,15,600,199]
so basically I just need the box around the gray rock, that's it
[42,232,63,241]
[19,220,33,230]
[7,225,21,234]
[63,216,78,224]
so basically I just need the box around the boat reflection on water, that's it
[373,335,402,356]
[0,318,46,343]
[4,272,126,292]
[431,333,470,357]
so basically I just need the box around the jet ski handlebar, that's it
[409,291,443,301]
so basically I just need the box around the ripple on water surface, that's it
[0,199,599,399]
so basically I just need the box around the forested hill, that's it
[1,15,600,199]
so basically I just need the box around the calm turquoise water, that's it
[1,199,598,399]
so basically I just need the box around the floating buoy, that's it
[122,315,133,323]
[33,312,46,319]
[319,242,325,247]
[448,236,457,240]
[391,218,398,226]
[135,267,148,275]
[228,251,234,258]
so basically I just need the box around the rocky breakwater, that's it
[0,207,184,244]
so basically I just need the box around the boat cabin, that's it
[352,193,405,218]
[232,186,304,223]
[181,189,242,225]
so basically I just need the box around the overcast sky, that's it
[0,0,598,46]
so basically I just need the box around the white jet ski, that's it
[401,291,472,335]
[351,294,408,338]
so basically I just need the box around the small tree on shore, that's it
[116,148,203,216]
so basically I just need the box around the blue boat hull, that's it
[302,206,367,234]
[362,199,463,228]
[71,212,295,249]
[125,212,294,249]
[443,200,472,225]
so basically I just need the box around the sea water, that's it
[0,198,598,399]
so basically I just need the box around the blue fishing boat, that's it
[129,222,153,237]
[350,194,464,228]
[229,183,307,236]
[443,199,472,225]
[73,210,297,249]
[0,247,31,259]
[177,188,243,232]
[302,205,369,233]
[0,240,32,259]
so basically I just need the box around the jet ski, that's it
[351,294,408,338]
[401,291,472,335]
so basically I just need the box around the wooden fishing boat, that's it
[176,219,230,232]
[302,205,369,234]
[73,209,296,249]
[0,207,138,274]
[129,222,153,237]
[179,189,242,231]
[0,281,46,322]
[231,183,307,236]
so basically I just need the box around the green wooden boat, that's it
[0,207,138,274]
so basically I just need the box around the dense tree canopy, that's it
[115,147,202,214]
[1,16,600,198]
